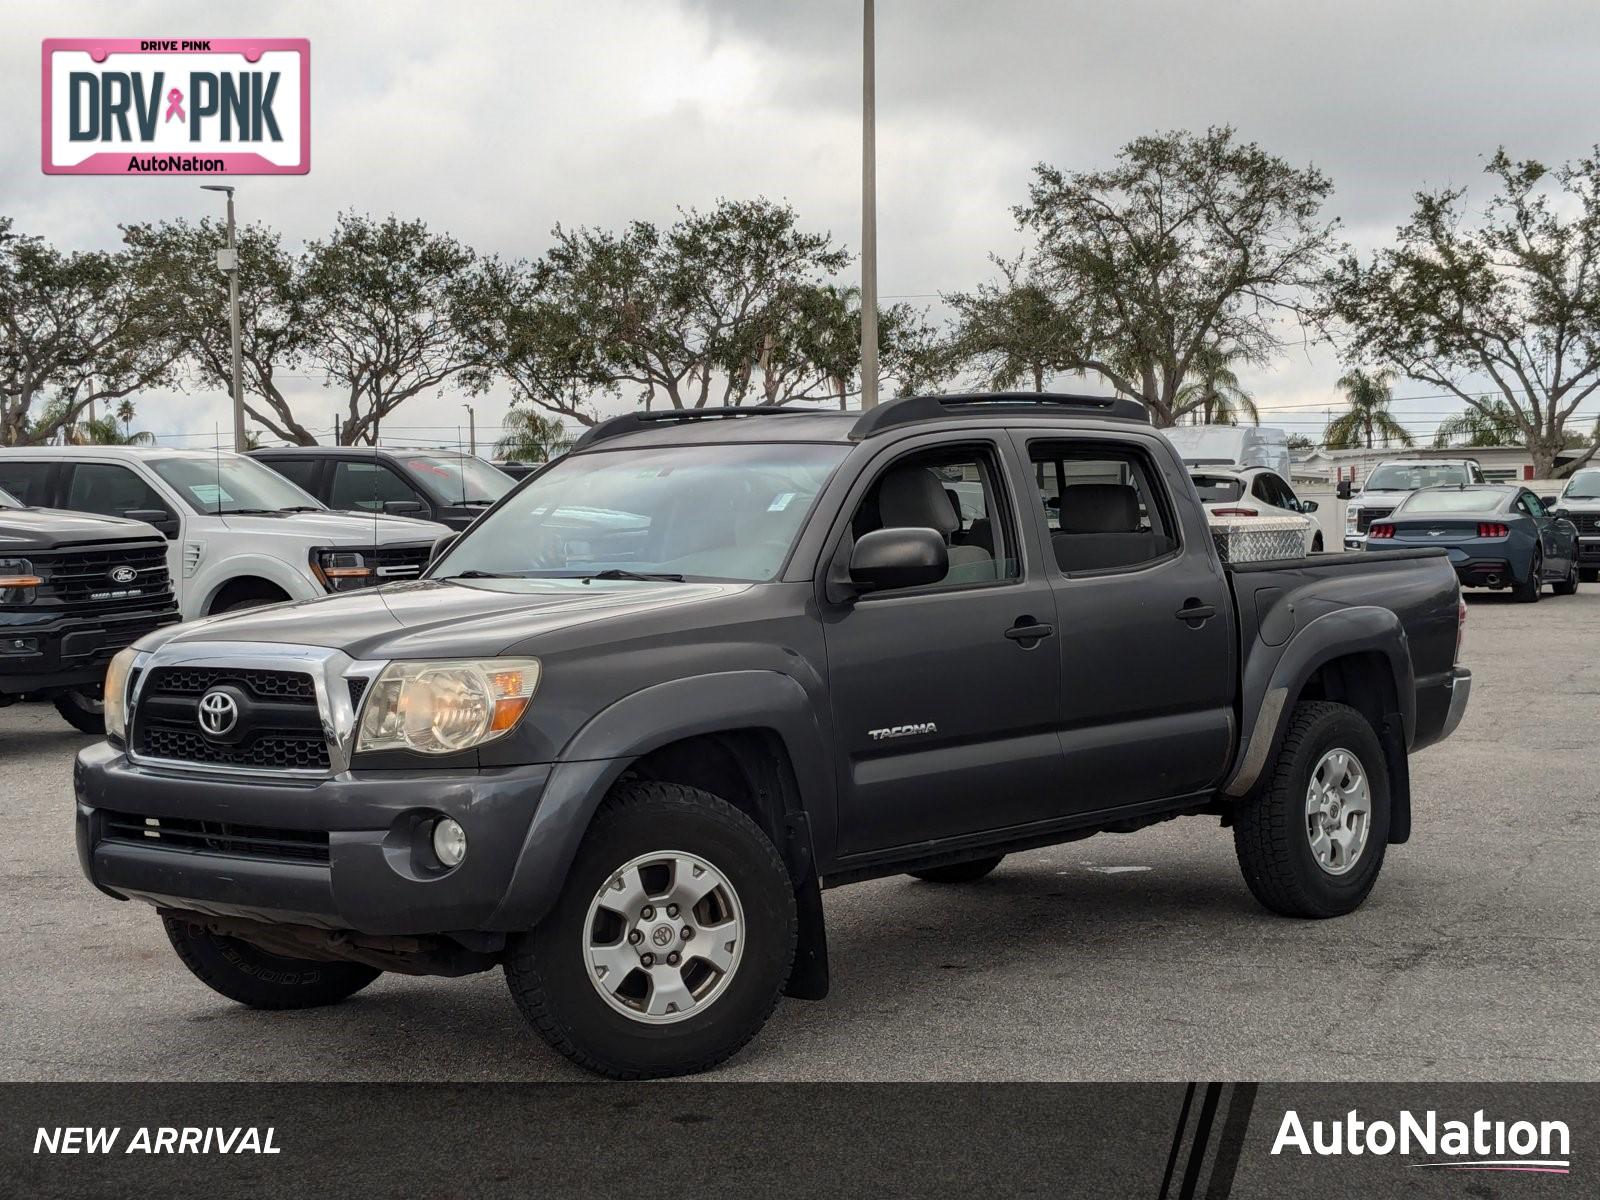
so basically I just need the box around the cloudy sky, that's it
[8,0,1600,449]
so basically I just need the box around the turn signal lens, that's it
[0,558,41,603]
[1477,522,1509,538]
[354,658,541,755]
[312,550,375,592]
[1369,524,1395,539]
[104,646,140,744]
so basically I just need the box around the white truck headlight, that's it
[1345,507,1359,531]
[355,658,541,755]
[104,646,140,743]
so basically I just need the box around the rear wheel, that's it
[909,855,1005,883]
[163,915,381,1009]
[1553,558,1580,596]
[504,780,797,1079]
[1233,701,1390,918]
[52,687,105,735]
[1513,550,1543,603]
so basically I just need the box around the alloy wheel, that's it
[1304,748,1371,876]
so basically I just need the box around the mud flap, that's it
[1381,712,1411,844]
[781,811,829,1000]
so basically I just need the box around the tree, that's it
[539,199,851,411]
[1014,127,1340,425]
[1325,368,1415,449]
[1,218,180,445]
[1172,342,1260,425]
[494,408,574,462]
[1326,149,1600,478]
[1432,399,1523,448]
[123,216,314,445]
[65,414,155,445]
[300,213,485,445]
[943,254,1080,392]
[1288,433,1316,453]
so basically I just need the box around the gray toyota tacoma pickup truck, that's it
[75,393,1472,1077]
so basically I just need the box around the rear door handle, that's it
[1175,601,1216,624]
[1004,621,1055,644]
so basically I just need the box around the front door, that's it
[822,434,1064,856]
[1023,433,1236,812]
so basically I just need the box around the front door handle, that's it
[1175,601,1216,625]
[1004,620,1055,644]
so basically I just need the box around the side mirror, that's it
[383,500,425,516]
[1540,495,1559,508]
[123,508,179,539]
[1549,507,1570,520]
[848,527,948,593]
[1335,481,1352,500]
[1301,499,1319,513]
[428,533,458,565]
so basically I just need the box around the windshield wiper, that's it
[442,569,525,580]
[276,505,323,513]
[577,569,686,583]
[221,508,283,516]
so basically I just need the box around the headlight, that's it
[311,549,374,592]
[0,558,41,605]
[104,646,140,744]
[1345,507,1359,530]
[355,658,541,755]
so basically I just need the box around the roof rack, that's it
[848,392,1148,439]
[569,406,824,451]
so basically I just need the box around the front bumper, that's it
[0,604,179,696]
[74,741,552,935]
[1579,537,1600,565]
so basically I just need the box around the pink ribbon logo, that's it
[164,88,185,123]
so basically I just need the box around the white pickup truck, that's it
[0,447,449,618]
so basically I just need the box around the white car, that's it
[0,447,450,619]
[1551,466,1600,582]
[1188,466,1323,554]
[1339,458,1487,550]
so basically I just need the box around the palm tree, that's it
[1432,400,1522,448]
[1326,369,1414,450]
[1173,343,1260,426]
[66,416,155,446]
[495,408,574,463]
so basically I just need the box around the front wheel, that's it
[163,915,381,1009]
[52,687,105,735]
[1514,551,1543,603]
[1553,558,1579,596]
[1233,701,1390,918]
[504,781,797,1079]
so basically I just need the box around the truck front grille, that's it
[30,542,172,610]
[372,543,431,580]
[133,666,329,772]
[1356,507,1393,533]
[1573,513,1600,536]
[102,810,330,864]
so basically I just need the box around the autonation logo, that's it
[1272,1108,1572,1175]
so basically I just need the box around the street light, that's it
[201,184,246,453]
[860,0,879,409]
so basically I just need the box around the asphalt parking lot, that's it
[2,589,1597,1083]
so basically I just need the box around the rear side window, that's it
[329,461,421,512]
[263,458,322,495]
[1031,441,1179,574]
[0,461,53,506]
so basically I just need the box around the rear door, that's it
[1020,431,1236,812]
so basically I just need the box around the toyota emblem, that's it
[197,689,240,738]
[109,565,138,584]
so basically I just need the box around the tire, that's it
[504,780,797,1079]
[52,687,105,735]
[1553,558,1579,596]
[163,914,381,1010]
[1310,534,1324,553]
[909,855,1005,883]
[1233,701,1390,919]
[1513,550,1542,603]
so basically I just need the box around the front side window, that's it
[435,442,848,583]
[1032,441,1179,574]
[846,444,1020,590]
[397,454,513,505]
[150,456,324,515]
[64,464,171,519]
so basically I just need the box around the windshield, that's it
[152,456,326,515]
[397,454,513,505]
[433,443,849,583]
[1364,464,1470,492]
[1396,488,1505,514]
[1190,473,1245,503]
[1562,469,1600,500]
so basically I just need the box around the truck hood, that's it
[1349,490,1415,507]
[0,506,164,552]
[217,509,449,546]
[144,577,746,660]
[1556,496,1600,511]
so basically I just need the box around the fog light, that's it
[432,818,467,868]
[0,637,41,656]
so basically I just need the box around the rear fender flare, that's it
[484,670,832,932]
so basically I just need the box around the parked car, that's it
[0,483,179,732]
[1188,466,1323,553]
[76,393,1470,1078]
[493,460,542,481]
[1339,458,1487,549]
[0,448,449,619]
[1549,467,1600,582]
[250,447,515,532]
[1366,483,1580,601]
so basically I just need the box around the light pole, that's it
[201,184,246,452]
[859,0,879,409]
[463,404,476,456]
